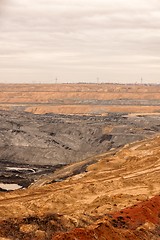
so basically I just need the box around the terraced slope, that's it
[0,83,159,114]
[0,135,160,239]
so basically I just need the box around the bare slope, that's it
[0,135,160,239]
[53,195,160,240]
[0,110,160,188]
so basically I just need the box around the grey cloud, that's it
[0,0,160,83]
[1,1,160,37]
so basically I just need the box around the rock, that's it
[20,224,39,233]
[35,230,46,239]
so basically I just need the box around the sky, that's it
[0,0,160,84]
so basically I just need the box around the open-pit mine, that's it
[0,83,160,240]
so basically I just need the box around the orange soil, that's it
[0,83,159,93]
[0,135,160,239]
[25,105,160,115]
[0,83,159,114]
[53,195,160,240]
[0,83,159,104]
[0,91,159,103]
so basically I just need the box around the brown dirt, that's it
[26,105,160,115]
[0,83,159,114]
[0,135,160,239]
[0,83,159,93]
[52,195,160,240]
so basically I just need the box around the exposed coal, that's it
[0,110,160,190]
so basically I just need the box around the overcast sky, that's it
[0,0,160,83]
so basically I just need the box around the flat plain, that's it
[0,83,159,114]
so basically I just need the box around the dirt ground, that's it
[0,83,159,114]
[0,135,160,239]
[0,83,160,239]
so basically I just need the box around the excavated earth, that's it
[0,83,159,114]
[0,84,160,239]
[0,134,160,239]
[0,110,160,190]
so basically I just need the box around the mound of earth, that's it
[0,135,160,239]
[53,195,160,240]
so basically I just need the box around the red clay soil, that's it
[111,195,160,229]
[53,195,160,240]
[0,196,160,240]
